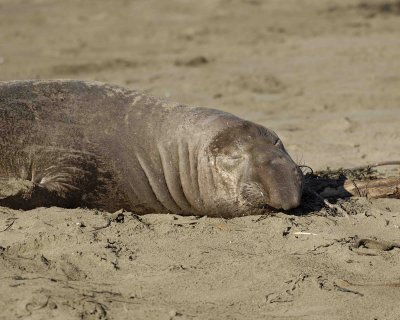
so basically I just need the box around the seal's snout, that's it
[249,147,303,211]
[264,164,303,211]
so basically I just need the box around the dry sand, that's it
[0,0,400,319]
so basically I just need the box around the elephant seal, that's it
[0,80,303,217]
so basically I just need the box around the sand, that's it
[0,0,400,319]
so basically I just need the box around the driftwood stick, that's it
[344,177,400,199]
[320,176,400,199]
[349,161,400,171]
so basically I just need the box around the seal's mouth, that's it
[246,202,279,213]
[239,183,276,212]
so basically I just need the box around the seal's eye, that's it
[217,153,243,171]
[228,154,242,160]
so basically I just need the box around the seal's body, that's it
[0,80,303,217]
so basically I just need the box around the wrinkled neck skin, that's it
[196,148,244,217]
[154,109,247,216]
[155,120,246,217]
[120,100,247,216]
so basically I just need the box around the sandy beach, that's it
[1,0,400,319]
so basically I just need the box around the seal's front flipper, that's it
[0,178,34,200]
[0,178,70,210]
[0,146,107,210]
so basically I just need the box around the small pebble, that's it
[115,213,125,223]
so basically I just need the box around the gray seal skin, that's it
[0,80,303,217]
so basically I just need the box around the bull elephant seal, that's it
[0,80,303,217]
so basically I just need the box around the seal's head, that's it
[204,121,303,216]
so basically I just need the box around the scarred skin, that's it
[0,80,303,217]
